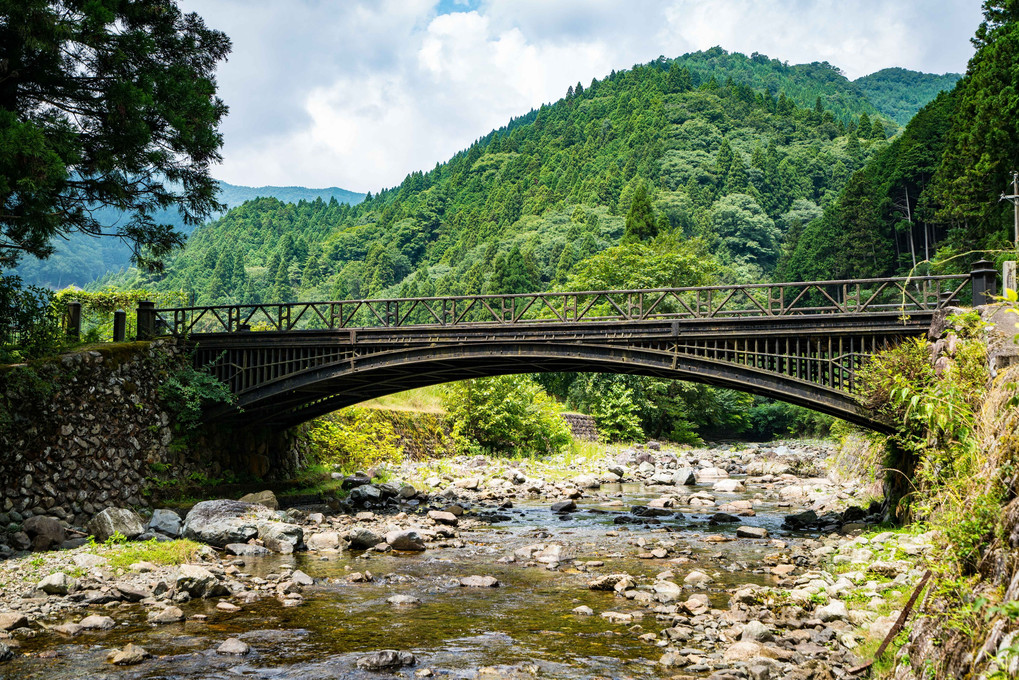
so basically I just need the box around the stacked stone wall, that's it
[0,340,306,531]
[563,412,599,441]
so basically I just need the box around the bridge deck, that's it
[139,273,983,431]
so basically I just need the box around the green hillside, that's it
[115,49,900,307]
[853,67,962,125]
[782,7,1019,283]
[14,182,364,289]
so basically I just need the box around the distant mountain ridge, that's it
[12,181,365,289]
[853,67,962,125]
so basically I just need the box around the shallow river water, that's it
[5,477,816,680]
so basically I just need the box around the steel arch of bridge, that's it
[147,273,980,432]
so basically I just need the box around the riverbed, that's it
[0,441,901,679]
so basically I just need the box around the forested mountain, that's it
[115,48,904,306]
[782,2,1019,283]
[853,68,962,126]
[15,182,364,289]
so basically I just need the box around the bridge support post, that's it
[65,301,81,341]
[113,310,126,342]
[972,259,998,306]
[137,301,155,340]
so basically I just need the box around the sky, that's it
[179,0,983,194]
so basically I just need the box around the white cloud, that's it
[181,0,981,192]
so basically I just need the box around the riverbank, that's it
[0,439,927,679]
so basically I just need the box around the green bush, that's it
[442,375,572,457]
[155,349,236,435]
[308,407,404,474]
[0,274,63,362]
[590,382,644,442]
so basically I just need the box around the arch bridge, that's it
[140,268,994,433]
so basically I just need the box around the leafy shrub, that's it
[0,274,63,362]
[52,287,185,343]
[308,407,404,473]
[155,348,236,434]
[442,375,572,457]
[590,382,644,442]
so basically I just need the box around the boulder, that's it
[87,508,145,542]
[713,479,745,493]
[782,509,818,530]
[817,600,849,622]
[79,615,115,630]
[427,511,459,526]
[306,531,343,551]
[356,650,416,670]
[388,595,421,605]
[175,564,227,598]
[459,575,499,588]
[107,643,149,665]
[0,613,28,631]
[736,526,769,539]
[217,638,251,655]
[238,491,279,510]
[551,500,577,513]
[588,573,630,591]
[291,570,314,586]
[257,520,303,554]
[347,527,384,550]
[341,474,372,490]
[723,640,791,661]
[182,500,265,547]
[683,570,713,586]
[22,516,65,551]
[695,467,729,482]
[147,606,184,624]
[0,641,13,662]
[746,460,792,476]
[349,485,383,505]
[386,529,426,551]
[38,572,75,596]
[674,468,697,485]
[147,509,182,537]
[741,620,774,642]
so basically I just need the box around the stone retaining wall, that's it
[0,340,307,531]
[563,413,599,441]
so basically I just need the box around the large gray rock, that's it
[349,485,382,505]
[38,572,75,595]
[175,564,228,598]
[674,467,696,485]
[257,520,303,554]
[356,650,416,670]
[238,491,279,510]
[305,531,342,551]
[347,527,384,550]
[87,508,146,542]
[147,509,182,537]
[385,529,426,551]
[182,500,265,548]
[0,613,28,631]
[23,516,65,551]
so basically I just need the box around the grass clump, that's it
[90,538,203,570]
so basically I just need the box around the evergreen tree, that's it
[622,184,658,243]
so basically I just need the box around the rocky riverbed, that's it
[0,440,929,679]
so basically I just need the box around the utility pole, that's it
[1002,170,1019,293]
[1001,170,1019,250]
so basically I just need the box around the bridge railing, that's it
[148,273,973,336]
